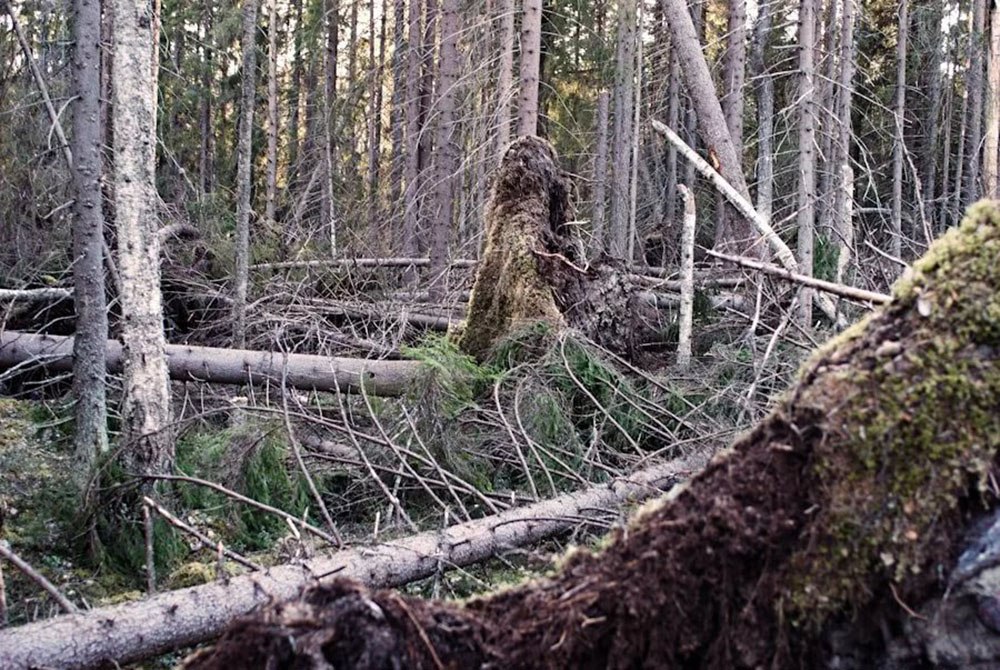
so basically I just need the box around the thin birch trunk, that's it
[676,184,695,369]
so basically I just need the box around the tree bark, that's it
[0,331,423,397]
[0,459,700,670]
[232,0,259,348]
[749,0,774,224]
[890,0,908,259]
[517,0,542,136]
[188,200,1000,670]
[714,0,746,249]
[964,0,986,205]
[265,0,279,227]
[609,0,636,259]
[71,0,109,481]
[495,0,515,153]
[675,184,695,368]
[796,0,818,327]
[591,90,610,255]
[985,0,1000,198]
[427,0,461,300]
[111,0,172,476]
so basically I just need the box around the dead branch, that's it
[704,248,891,305]
[0,287,73,302]
[0,456,704,669]
[142,497,262,572]
[0,541,77,615]
[0,331,422,396]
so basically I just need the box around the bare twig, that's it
[142,473,340,546]
[144,502,156,594]
[142,497,262,572]
[0,541,77,614]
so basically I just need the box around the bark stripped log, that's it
[190,201,1000,669]
[0,458,703,670]
[0,331,421,396]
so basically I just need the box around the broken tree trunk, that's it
[459,136,653,360]
[0,331,421,396]
[0,458,702,670]
[189,201,1000,669]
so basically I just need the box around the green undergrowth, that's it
[400,327,698,498]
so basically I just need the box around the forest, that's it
[0,0,999,666]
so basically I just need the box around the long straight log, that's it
[0,456,704,670]
[0,331,421,396]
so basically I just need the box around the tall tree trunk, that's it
[749,0,774,224]
[389,0,405,212]
[714,0,746,248]
[71,0,108,483]
[984,0,1000,198]
[265,0,279,227]
[287,0,303,186]
[963,0,986,204]
[796,0,818,326]
[609,0,635,259]
[402,0,423,264]
[232,0,260,348]
[815,0,838,239]
[918,1,943,227]
[591,90,610,256]
[496,0,515,152]
[428,0,461,300]
[832,0,855,283]
[198,7,215,196]
[663,52,680,260]
[659,0,758,257]
[890,0,908,259]
[323,0,340,255]
[111,0,172,476]
[517,0,542,136]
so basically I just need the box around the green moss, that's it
[783,200,1000,625]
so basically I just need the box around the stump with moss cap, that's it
[459,136,648,361]
[188,201,1000,669]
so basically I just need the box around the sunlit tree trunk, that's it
[111,0,172,475]
[749,0,774,224]
[796,0,817,326]
[984,0,1000,198]
[832,0,856,283]
[517,0,542,136]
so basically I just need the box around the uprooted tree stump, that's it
[186,203,1000,669]
[458,136,651,361]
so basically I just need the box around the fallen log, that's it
[0,456,704,669]
[0,331,421,396]
[0,287,73,302]
[186,201,1000,669]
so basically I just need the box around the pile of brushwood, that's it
[187,201,1000,669]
